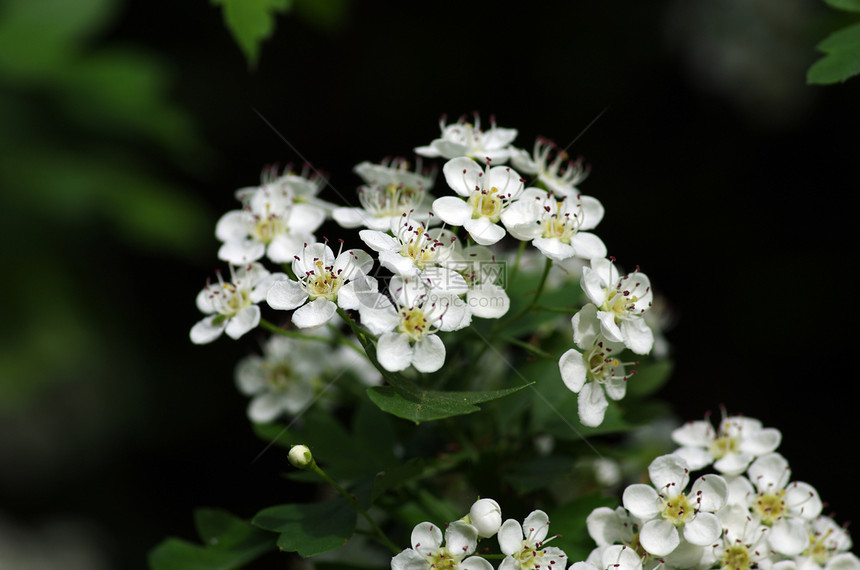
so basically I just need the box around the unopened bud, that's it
[469,498,502,538]
[288,444,313,469]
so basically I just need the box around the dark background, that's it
[1,0,857,567]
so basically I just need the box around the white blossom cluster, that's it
[392,497,635,570]
[586,413,859,570]
[189,113,663,426]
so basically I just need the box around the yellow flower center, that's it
[469,187,503,220]
[661,493,696,526]
[263,362,294,391]
[251,216,287,244]
[753,490,786,525]
[710,434,739,459]
[398,308,429,341]
[426,549,457,569]
[721,544,752,570]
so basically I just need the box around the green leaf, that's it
[370,457,425,504]
[148,510,275,570]
[626,359,674,398]
[211,0,292,67]
[366,383,532,423]
[824,0,860,11]
[808,23,860,84]
[253,499,357,558]
[550,493,618,562]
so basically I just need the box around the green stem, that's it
[507,240,527,286]
[495,257,553,331]
[260,319,334,344]
[308,462,400,554]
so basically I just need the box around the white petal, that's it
[235,356,266,394]
[769,519,810,555]
[622,484,660,520]
[673,447,714,471]
[620,318,654,355]
[740,428,782,455]
[357,294,399,335]
[671,421,716,447]
[432,196,473,226]
[267,233,308,263]
[460,556,494,570]
[190,315,226,344]
[639,519,680,556]
[266,279,308,310]
[291,297,336,328]
[332,207,370,229]
[578,382,608,427]
[218,240,265,264]
[225,305,260,339]
[286,203,326,233]
[597,311,624,343]
[248,393,286,423]
[463,217,505,245]
[534,237,576,261]
[497,519,523,556]
[578,195,605,231]
[602,545,644,570]
[390,548,427,570]
[215,210,250,241]
[377,332,413,372]
[522,510,550,545]
[411,335,446,373]
[559,349,587,393]
[748,453,790,493]
[572,304,601,348]
[648,455,690,494]
[785,481,822,519]
[359,229,399,253]
[713,453,752,476]
[690,474,728,512]
[379,250,420,276]
[570,232,608,260]
[586,507,628,547]
[443,156,483,196]
[445,521,478,558]
[411,521,443,557]
[467,284,509,318]
[683,512,722,545]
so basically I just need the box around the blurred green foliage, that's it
[808,0,860,83]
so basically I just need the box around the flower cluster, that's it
[586,412,859,570]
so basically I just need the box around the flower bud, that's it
[288,444,313,469]
[469,498,502,538]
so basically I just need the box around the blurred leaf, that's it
[294,0,348,30]
[253,499,357,557]
[505,455,577,494]
[808,22,860,84]
[149,510,274,570]
[550,493,618,561]
[367,383,532,423]
[370,458,425,504]
[625,359,673,398]
[824,0,860,11]
[0,0,116,78]
[212,0,292,67]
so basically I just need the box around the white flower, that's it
[415,113,518,163]
[390,521,492,570]
[359,214,466,292]
[469,498,502,538]
[511,137,590,197]
[746,453,823,555]
[215,171,327,264]
[559,304,635,427]
[710,503,771,570]
[797,516,859,570]
[358,276,469,373]
[266,242,374,329]
[190,263,283,344]
[451,245,510,319]
[622,455,728,557]
[581,257,655,354]
[586,506,641,549]
[333,158,436,230]
[501,187,607,262]
[497,510,567,570]
[672,414,782,476]
[434,157,524,245]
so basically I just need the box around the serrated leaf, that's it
[808,23,860,84]
[824,0,860,12]
[211,0,292,67]
[366,383,532,423]
[149,511,274,570]
[253,499,357,558]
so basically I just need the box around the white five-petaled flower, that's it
[710,503,771,570]
[434,157,524,245]
[215,170,327,264]
[559,304,636,427]
[415,113,518,163]
[581,257,655,354]
[359,214,466,293]
[266,242,374,328]
[497,510,567,570]
[743,452,823,556]
[511,137,590,197]
[390,521,492,570]
[797,516,860,570]
[333,158,436,230]
[622,454,728,557]
[358,276,469,373]
[501,187,607,262]
[671,413,782,476]
[191,263,284,344]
